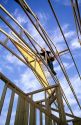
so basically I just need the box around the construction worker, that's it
[40,48,56,75]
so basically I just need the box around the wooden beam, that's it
[48,89,55,99]
[26,85,58,95]
[49,95,56,105]
[58,49,69,56]
[51,107,80,119]
[38,104,81,120]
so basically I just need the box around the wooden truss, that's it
[0,0,81,124]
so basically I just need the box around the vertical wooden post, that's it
[73,119,81,125]
[45,90,47,125]
[52,120,56,125]
[14,96,22,125]
[18,97,25,125]
[29,94,36,125]
[55,85,67,125]
[29,103,36,125]
[40,102,43,125]
[14,96,30,125]
[5,90,15,125]
[45,91,52,125]
[23,100,29,125]
[0,84,7,115]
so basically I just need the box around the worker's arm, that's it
[39,52,45,57]
[36,52,45,64]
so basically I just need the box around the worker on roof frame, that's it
[40,48,57,76]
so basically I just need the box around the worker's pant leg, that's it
[48,61,56,75]
[48,61,53,70]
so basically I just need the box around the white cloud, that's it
[12,8,76,53]
[54,65,60,71]
[37,12,49,26]
[73,108,81,117]
[50,24,76,51]
[64,31,75,39]
[59,74,81,116]
[70,75,81,95]
[71,37,81,49]
[26,23,76,52]
[55,0,81,6]
[63,62,74,69]
[13,69,46,101]
[6,65,13,72]
[12,9,28,25]
[24,13,49,50]
[17,16,27,25]
[6,53,24,66]
[55,62,74,72]
[55,25,75,43]
[17,69,42,93]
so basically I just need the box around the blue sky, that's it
[0,0,81,124]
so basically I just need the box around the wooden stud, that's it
[55,85,67,125]
[23,100,29,125]
[72,119,81,125]
[29,103,36,125]
[5,91,15,125]
[14,96,21,125]
[18,97,25,125]
[45,91,52,125]
[40,102,43,125]
[0,84,7,115]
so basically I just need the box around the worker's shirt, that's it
[40,51,54,63]
[40,51,50,58]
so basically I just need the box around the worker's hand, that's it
[41,48,46,52]
[55,51,59,57]
[37,58,42,64]
[56,51,59,56]
[35,51,39,55]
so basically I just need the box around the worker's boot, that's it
[52,70,56,75]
